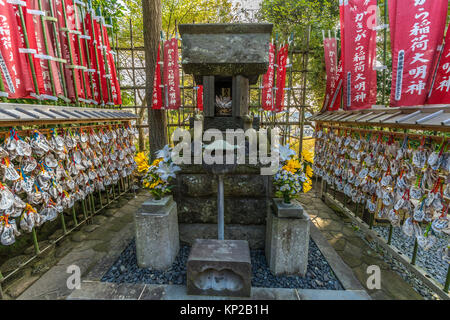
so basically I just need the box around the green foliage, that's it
[259,0,340,111]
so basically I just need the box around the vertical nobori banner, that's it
[261,42,275,111]
[197,85,203,111]
[342,0,377,110]
[322,38,338,111]
[0,1,34,99]
[275,43,288,112]
[85,11,101,104]
[55,0,83,102]
[163,38,181,109]
[427,25,450,104]
[29,0,64,99]
[102,24,121,105]
[390,0,448,107]
[151,44,162,109]
[328,59,343,111]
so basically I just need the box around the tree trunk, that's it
[142,0,167,161]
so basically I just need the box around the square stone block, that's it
[135,195,180,270]
[273,198,304,218]
[265,210,310,276]
[187,239,251,297]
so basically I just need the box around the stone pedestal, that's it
[187,239,251,297]
[272,198,304,218]
[265,201,310,276]
[134,195,179,270]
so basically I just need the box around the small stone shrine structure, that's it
[174,23,274,248]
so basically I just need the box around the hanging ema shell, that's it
[44,154,58,168]
[0,188,15,210]
[394,197,406,211]
[4,163,19,181]
[413,206,425,222]
[402,217,414,237]
[410,187,423,200]
[412,149,427,168]
[23,156,37,173]
[417,235,436,251]
[382,190,394,206]
[388,209,400,226]
[427,151,440,166]
[442,246,450,264]
[431,218,449,233]
[16,139,31,157]
[380,174,392,187]
[20,211,35,232]
[1,222,15,245]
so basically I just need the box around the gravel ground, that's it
[353,224,446,299]
[372,225,449,287]
[101,238,344,290]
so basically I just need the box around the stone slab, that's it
[187,239,251,297]
[265,210,310,276]
[273,198,304,218]
[135,196,180,270]
[179,24,273,77]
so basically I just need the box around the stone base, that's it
[134,195,180,270]
[265,209,310,276]
[179,223,265,249]
[187,239,251,297]
[273,198,304,218]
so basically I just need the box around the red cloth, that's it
[163,38,180,109]
[102,25,121,105]
[328,59,343,111]
[151,44,162,109]
[275,43,288,112]
[427,25,450,104]
[28,0,64,98]
[261,42,275,111]
[341,0,377,110]
[84,12,101,104]
[323,38,338,111]
[389,0,448,107]
[196,85,203,111]
[54,0,84,102]
[0,1,34,98]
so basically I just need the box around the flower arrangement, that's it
[134,145,181,200]
[273,144,314,204]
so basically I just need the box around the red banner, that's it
[196,85,203,111]
[322,38,338,111]
[102,25,121,105]
[389,0,448,107]
[93,17,108,105]
[163,38,180,109]
[84,12,101,104]
[427,25,450,104]
[275,43,288,112]
[152,44,162,109]
[342,0,377,110]
[28,0,64,99]
[0,2,34,99]
[328,59,343,111]
[55,0,83,102]
[261,42,275,111]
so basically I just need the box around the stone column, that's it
[134,195,180,270]
[265,199,310,276]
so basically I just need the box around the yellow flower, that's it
[306,165,313,178]
[151,158,163,167]
[301,149,314,163]
[282,159,301,174]
[303,182,312,193]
